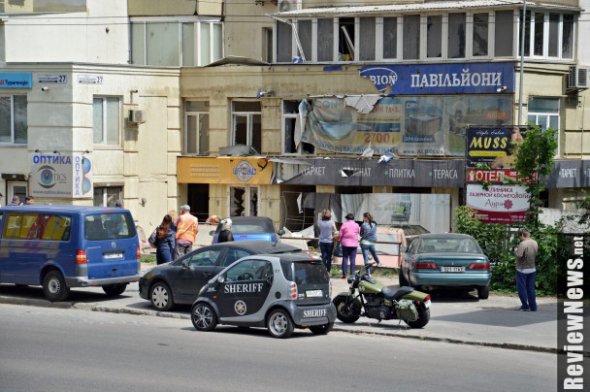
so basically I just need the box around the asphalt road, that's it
[0,303,557,392]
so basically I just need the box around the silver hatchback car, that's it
[191,253,336,338]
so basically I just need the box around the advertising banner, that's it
[0,73,32,89]
[359,62,515,95]
[177,156,273,185]
[466,126,523,169]
[30,153,93,198]
[300,96,512,156]
[466,183,530,224]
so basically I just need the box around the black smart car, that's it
[191,253,336,338]
[139,241,300,310]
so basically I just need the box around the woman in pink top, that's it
[339,213,360,279]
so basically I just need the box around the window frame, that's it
[130,17,223,66]
[184,101,210,155]
[231,101,261,153]
[281,100,314,155]
[518,10,575,60]
[93,186,123,207]
[93,96,121,147]
[527,96,561,157]
[0,94,27,145]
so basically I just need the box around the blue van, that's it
[0,205,141,301]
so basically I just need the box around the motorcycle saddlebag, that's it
[396,299,418,322]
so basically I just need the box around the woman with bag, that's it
[318,209,337,273]
[149,214,176,265]
[360,212,381,266]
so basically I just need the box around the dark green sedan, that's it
[399,234,491,299]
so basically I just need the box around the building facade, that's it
[1,0,589,235]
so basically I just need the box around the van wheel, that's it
[267,309,294,338]
[103,284,127,297]
[150,281,174,311]
[42,271,70,302]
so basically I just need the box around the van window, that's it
[3,213,71,241]
[84,213,136,241]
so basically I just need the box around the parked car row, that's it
[0,208,490,338]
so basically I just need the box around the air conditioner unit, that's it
[128,109,145,124]
[568,66,589,90]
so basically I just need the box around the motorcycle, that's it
[333,263,431,328]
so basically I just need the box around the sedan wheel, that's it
[191,303,217,331]
[267,309,294,338]
[150,282,173,311]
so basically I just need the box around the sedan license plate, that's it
[440,266,465,273]
[306,289,323,298]
[104,253,123,260]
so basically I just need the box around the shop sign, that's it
[177,157,272,185]
[360,62,515,95]
[466,184,529,224]
[466,127,522,169]
[546,160,590,188]
[30,153,93,198]
[0,73,32,89]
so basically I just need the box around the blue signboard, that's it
[0,73,33,89]
[359,62,515,95]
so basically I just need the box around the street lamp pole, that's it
[518,0,527,126]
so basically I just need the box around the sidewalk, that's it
[0,271,561,354]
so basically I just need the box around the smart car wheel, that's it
[309,322,333,335]
[191,302,217,331]
[150,282,174,311]
[42,270,70,302]
[267,309,294,338]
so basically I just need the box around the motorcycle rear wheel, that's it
[405,303,430,329]
[333,295,362,323]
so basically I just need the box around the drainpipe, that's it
[518,0,527,126]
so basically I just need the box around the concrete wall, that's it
[223,1,274,60]
[4,0,128,64]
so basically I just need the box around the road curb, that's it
[1,295,571,355]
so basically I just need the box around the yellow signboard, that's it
[177,156,273,185]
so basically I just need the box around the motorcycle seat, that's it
[382,285,414,300]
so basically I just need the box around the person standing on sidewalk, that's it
[360,212,381,266]
[515,228,538,311]
[149,214,176,265]
[339,213,360,279]
[174,205,198,259]
[318,209,337,273]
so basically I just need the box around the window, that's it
[359,17,376,61]
[3,213,71,241]
[382,17,397,59]
[84,213,136,241]
[185,101,209,154]
[232,101,261,153]
[224,249,251,267]
[283,101,314,154]
[427,15,442,58]
[0,95,27,144]
[276,21,293,62]
[131,19,223,66]
[93,97,120,146]
[473,13,489,56]
[317,19,333,61]
[298,20,312,60]
[338,18,355,61]
[262,27,273,63]
[495,11,514,57]
[403,15,420,60]
[520,11,574,59]
[230,186,258,217]
[93,186,123,207]
[528,97,560,155]
[188,248,222,267]
[448,13,466,58]
[226,259,272,282]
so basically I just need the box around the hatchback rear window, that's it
[84,213,136,240]
[281,261,329,285]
